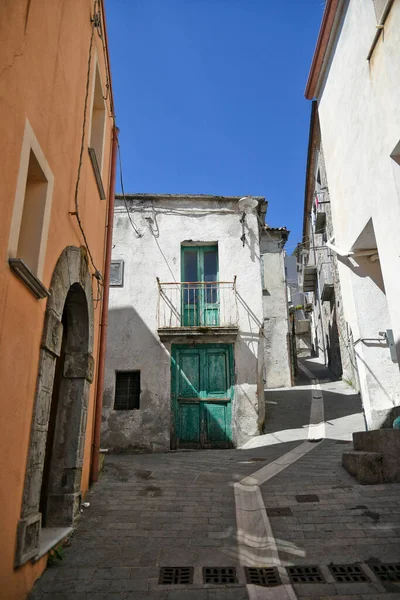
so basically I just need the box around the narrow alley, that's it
[29,359,400,600]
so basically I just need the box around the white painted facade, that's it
[311,0,400,427]
[102,194,265,451]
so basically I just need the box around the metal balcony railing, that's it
[157,278,238,329]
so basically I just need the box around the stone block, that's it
[342,451,384,484]
[23,466,43,512]
[41,309,63,356]
[38,349,56,392]
[64,352,94,382]
[30,425,48,469]
[35,388,52,427]
[14,512,41,567]
[351,429,400,482]
[46,492,81,526]
[67,246,82,286]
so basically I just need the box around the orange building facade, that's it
[0,1,116,597]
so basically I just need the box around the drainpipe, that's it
[91,125,119,483]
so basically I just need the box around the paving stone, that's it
[110,578,148,592]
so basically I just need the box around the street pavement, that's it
[30,358,400,599]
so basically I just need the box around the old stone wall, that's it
[260,231,292,388]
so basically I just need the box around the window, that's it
[17,150,48,274]
[88,65,106,199]
[8,119,54,297]
[110,260,124,287]
[181,245,219,326]
[114,371,140,410]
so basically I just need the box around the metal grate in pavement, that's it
[245,567,282,587]
[159,567,194,584]
[329,564,369,583]
[295,494,319,503]
[267,507,293,517]
[287,566,325,584]
[203,567,238,584]
[370,563,400,582]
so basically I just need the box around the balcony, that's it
[157,279,239,340]
[302,265,317,293]
[319,262,334,302]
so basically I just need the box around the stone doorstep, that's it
[34,526,73,562]
[342,451,385,485]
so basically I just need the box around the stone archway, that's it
[15,246,94,567]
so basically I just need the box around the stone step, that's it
[353,428,400,452]
[342,451,384,485]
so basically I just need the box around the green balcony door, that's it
[171,344,234,449]
[181,245,219,326]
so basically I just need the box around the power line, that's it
[117,141,142,238]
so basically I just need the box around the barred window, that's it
[114,371,140,410]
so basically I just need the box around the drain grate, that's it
[245,567,282,587]
[287,566,325,584]
[329,564,369,583]
[267,507,293,517]
[159,567,194,585]
[295,494,319,503]
[370,563,400,582]
[203,567,238,584]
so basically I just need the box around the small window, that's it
[88,65,106,199]
[110,260,124,287]
[114,371,140,410]
[17,150,48,274]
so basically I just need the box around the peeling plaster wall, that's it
[102,197,264,451]
[316,0,400,427]
[260,232,291,388]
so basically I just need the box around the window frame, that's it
[8,119,54,291]
[88,56,107,199]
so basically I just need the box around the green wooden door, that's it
[181,246,219,326]
[171,344,234,448]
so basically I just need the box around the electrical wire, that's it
[71,1,103,283]
[93,0,115,118]
[117,141,142,237]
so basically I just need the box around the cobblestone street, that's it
[29,359,400,600]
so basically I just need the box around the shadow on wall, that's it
[102,306,171,453]
[337,254,385,294]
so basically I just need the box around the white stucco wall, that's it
[260,233,291,388]
[102,195,264,451]
[316,0,400,427]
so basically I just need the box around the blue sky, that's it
[106,0,323,248]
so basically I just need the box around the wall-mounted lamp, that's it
[238,196,258,247]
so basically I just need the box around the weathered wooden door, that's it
[171,344,233,448]
[181,246,219,326]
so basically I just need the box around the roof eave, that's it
[305,0,341,100]
[302,101,320,242]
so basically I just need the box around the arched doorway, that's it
[15,247,94,567]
